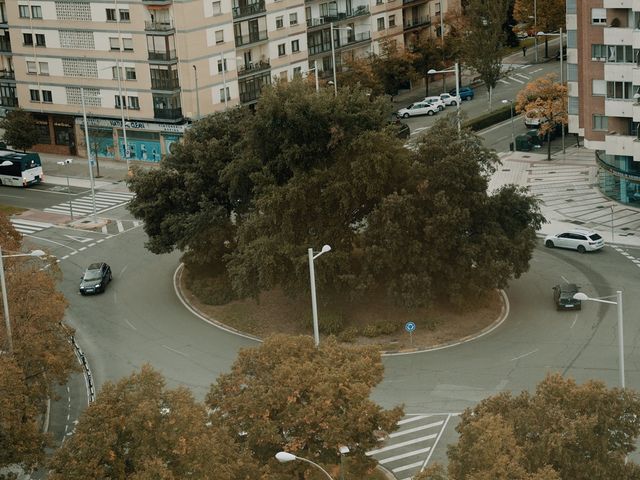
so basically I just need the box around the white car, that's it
[524,109,548,128]
[396,102,439,118]
[439,93,460,106]
[544,229,605,253]
[423,96,446,111]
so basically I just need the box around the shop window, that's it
[33,115,51,144]
[54,120,73,146]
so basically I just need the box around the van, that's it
[524,109,547,129]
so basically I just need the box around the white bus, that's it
[0,148,43,187]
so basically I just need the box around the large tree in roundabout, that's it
[128,79,544,310]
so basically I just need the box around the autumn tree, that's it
[516,73,567,160]
[206,335,404,479]
[339,56,385,97]
[0,109,40,152]
[408,32,447,96]
[458,0,511,108]
[418,374,640,479]
[48,365,261,480]
[513,0,566,58]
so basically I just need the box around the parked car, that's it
[79,262,112,295]
[423,96,446,111]
[396,102,439,118]
[555,48,567,61]
[544,229,605,253]
[524,109,548,128]
[388,117,411,139]
[439,93,460,106]
[451,86,474,101]
[553,283,582,311]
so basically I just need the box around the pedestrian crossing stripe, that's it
[43,191,135,216]
[10,218,53,234]
[366,433,437,456]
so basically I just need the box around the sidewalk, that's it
[490,144,640,248]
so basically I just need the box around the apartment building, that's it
[568,0,640,204]
[3,0,449,163]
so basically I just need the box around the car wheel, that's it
[577,245,586,254]
[469,96,474,101]
[80,291,85,296]
[438,106,444,111]
[427,110,435,116]
[545,240,554,248]
[402,113,409,118]
[451,100,457,106]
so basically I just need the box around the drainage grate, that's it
[502,169,511,172]
[565,199,574,202]
[622,227,630,231]
[596,205,604,209]
[566,188,575,191]
[549,171,555,174]
[570,220,585,225]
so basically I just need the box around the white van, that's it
[524,109,547,128]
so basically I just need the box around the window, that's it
[607,45,633,63]
[389,14,395,27]
[215,29,224,44]
[115,95,126,108]
[377,17,385,31]
[592,79,606,96]
[293,66,302,76]
[217,58,227,72]
[567,63,577,82]
[592,8,606,25]
[376,0,383,4]
[23,34,33,46]
[212,1,221,14]
[568,96,579,114]
[119,9,130,22]
[128,96,139,109]
[278,43,285,56]
[606,81,633,99]
[35,34,46,46]
[566,0,576,14]
[19,5,29,18]
[30,89,40,102]
[106,8,116,21]
[42,90,52,103]
[219,87,230,102]
[31,6,42,19]
[276,16,284,28]
[290,13,297,25]
[112,66,122,79]
[291,39,299,52]
[110,37,119,50]
[592,44,606,61]
[39,62,49,75]
[125,67,136,80]
[26,61,37,74]
[123,38,133,51]
[593,115,608,131]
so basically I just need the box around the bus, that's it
[0,148,43,187]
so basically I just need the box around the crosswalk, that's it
[10,218,54,235]
[498,64,544,87]
[367,414,452,480]
[44,191,135,216]
[101,219,142,235]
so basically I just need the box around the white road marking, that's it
[393,461,425,473]
[378,447,431,464]
[561,275,570,284]
[162,345,188,357]
[366,434,437,456]
[389,421,445,438]
[397,415,431,425]
[123,318,137,331]
[571,314,578,329]
[64,234,94,243]
[498,78,510,84]
[510,349,539,361]
[507,76,525,84]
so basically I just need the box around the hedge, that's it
[463,104,513,132]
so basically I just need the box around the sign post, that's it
[405,321,416,347]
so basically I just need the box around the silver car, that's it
[544,229,604,253]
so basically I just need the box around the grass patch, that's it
[0,204,26,216]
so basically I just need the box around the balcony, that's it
[232,1,265,19]
[148,50,177,61]
[0,96,17,107]
[151,78,180,90]
[605,132,639,157]
[237,60,270,78]
[403,0,428,4]
[340,31,371,49]
[0,37,10,53]
[144,21,174,33]
[235,30,268,47]
[142,0,172,4]
[0,69,14,80]
[404,16,430,30]
[309,31,371,55]
[153,107,183,120]
[306,6,370,29]
[605,98,634,118]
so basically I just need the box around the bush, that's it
[186,271,236,305]
[463,105,512,131]
[319,312,345,335]
[362,324,380,338]
[338,327,359,343]
[377,321,400,335]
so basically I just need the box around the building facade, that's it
[3,0,454,163]
[568,0,640,204]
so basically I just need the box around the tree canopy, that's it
[205,334,403,478]
[129,80,543,310]
[513,0,566,34]
[0,109,40,152]
[415,374,640,479]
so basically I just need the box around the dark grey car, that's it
[553,283,581,311]
[79,262,112,295]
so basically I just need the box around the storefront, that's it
[75,117,188,163]
[31,113,77,156]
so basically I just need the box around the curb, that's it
[174,262,510,357]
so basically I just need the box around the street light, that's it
[307,60,320,93]
[428,62,461,132]
[275,451,334,480]
[308,244,331,347]
[573,291,625,388]
[0,247,46,353]
[57,159,74,220]
[339,445,349,480]
[330,23,352,96]
[502,99,515,151]
[80,86,98,223]
[538,28,565,153]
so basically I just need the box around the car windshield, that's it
[83,269,102,281]
[589,233,602,241]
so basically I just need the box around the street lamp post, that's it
[330,23,351,96]
[307,60,320,93]
[428,62,460,132]
[339,445,349,480]
[574,291,625,388]
[308,244,331,347]
[80,87,98,223]
[0,247,46,353]
[57,159,74,220]
[276,452,334,480]
[538,28,565,153]
[192,64,202,118]
[502,99,515,151]
[533,0,538,63]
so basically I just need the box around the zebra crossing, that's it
[10,218,54,235]
[44,191,135,217]
[367,413,452,480]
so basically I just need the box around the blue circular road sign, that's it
[405,321,416,333]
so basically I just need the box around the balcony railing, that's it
[232,0,266,19]
[240,90,261,103]
[151,78,180,90]
[0,96,18,107]
[309,31,371,55]
[404,17,430,29]
[234,30,268,47]
[0,70,14,80]
[153,107,183,120]
[144,21,174,32]
[237,60,270,77]
[306,6,370,28]
[0,38,11,53]
[148,50,177,61]
[142,0,172,4]
[342,31,371,48]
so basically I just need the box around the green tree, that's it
[206,335,404,478]
[458,0,511,108]
[408,32,446,97]
[371,41,417,98]
[513,0,566,58]
[48,365,260,480]
[0,109,40,152]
